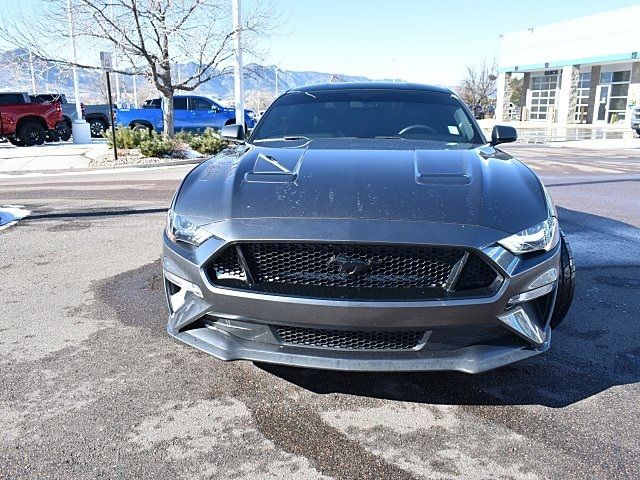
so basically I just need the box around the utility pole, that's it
[232,0,245,129]
[66,0,90,143]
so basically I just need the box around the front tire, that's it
[46,130,60,142]
[18,121,46,146]
[8,137,25,146]
[57,122,72,141]
[549,231,575,329]
[89,118,108,137]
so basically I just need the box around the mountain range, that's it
[0,48,395,106]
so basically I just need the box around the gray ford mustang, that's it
[162,83,575,373]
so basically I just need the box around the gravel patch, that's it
[88,147,205,168]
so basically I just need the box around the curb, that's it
[0,158,204,176]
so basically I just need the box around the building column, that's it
[627,62,640,127]
[586,65,601,124]
[557,65,580,124]
[496,71,513,122]
[567,65,580,124]
[519,73,530,108]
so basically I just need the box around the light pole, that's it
[109,4,121,105]
[232,0,245,129]
[274,65,278,97]
[28,49,37,93]
[66,0,91,143]
[132,71,138,108]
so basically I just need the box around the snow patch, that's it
[0,205,31,231]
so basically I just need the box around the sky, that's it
[2,0,640,87]
[251,0,640,86]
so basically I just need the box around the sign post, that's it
[100,51,118,163]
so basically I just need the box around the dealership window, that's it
[598,70,630,123]
[529,73,559,121]
[574,73,591,123]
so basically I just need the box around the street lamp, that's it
[232,0,245,129]
[66,0,91,143]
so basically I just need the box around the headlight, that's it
[498,217,558,255]
[166,210,217,246]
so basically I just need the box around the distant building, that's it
[495,6,640,126]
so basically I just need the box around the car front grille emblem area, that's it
[206,242,500,301]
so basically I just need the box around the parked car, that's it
[163,83,575,374]
[83,104,113,137]
[30,93,74,141]
[473,104,485,120]
[31,94,114,138]
[116,95,256,133]
[0,92,65,146]
[631,106,640,136]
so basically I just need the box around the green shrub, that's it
[139,135,176,157]
[175,130,194,143]
[103,126,149,149]
[187,128,229,155]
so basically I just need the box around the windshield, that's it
[250,88,484,145]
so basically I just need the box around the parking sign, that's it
[100,51,113,72]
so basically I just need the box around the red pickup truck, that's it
[0,92,65,146]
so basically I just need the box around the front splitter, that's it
[168,324,550,374]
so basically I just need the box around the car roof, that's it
[288,82,453,94]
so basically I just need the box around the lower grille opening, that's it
[275,326,426,350]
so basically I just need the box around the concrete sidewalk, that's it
[477,119,638,143]
[546,138,640,150]
[0,140,108,173]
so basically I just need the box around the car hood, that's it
[175,139,548,235]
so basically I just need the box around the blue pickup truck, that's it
[115,95,256,133]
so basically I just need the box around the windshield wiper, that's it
[373,135,407,140]
[253,136,310,143]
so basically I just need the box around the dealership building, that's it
[495,6,640,126]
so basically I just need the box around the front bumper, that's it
[163,218,560,373]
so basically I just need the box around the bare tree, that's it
[245,88,274,112]
[457,59,497,108]
[0,0,276,137]
[0,48,74,95]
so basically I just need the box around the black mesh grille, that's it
[275,326,425,350]
[210,246,246,287]
[247,243,461,287]
[206,242,499,300]
[457,254,498,290]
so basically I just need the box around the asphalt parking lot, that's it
[1,143,639,479]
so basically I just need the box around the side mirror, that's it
[221,124,245,142]
[490,125,517,146]
[211,105,219,112]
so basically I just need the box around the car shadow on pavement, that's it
[257,207,640,408]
